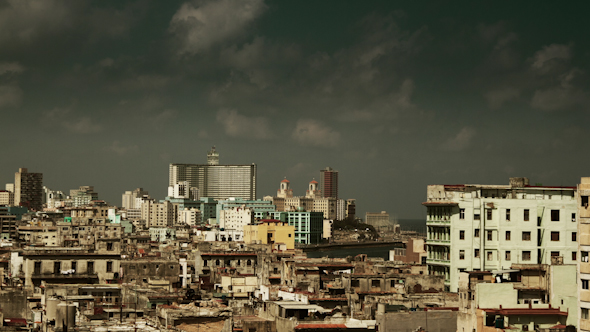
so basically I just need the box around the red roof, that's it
[281,179,290,183]
[309,180,318,184]
[296,324,347,329]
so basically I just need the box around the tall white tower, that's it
[277,178,293,198]
[306,179,321,199]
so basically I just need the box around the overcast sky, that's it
[1,1,589,219]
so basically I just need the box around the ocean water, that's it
[396,218,426,235]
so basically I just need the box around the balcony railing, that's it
[32,272,99,279]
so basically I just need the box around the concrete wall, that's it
[377,310,458,332]
[550,264,578,326]
[0,290,27,318]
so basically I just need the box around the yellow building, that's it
[243,219,295,250]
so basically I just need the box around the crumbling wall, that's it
[377,310,458,332]
[0,289,27,318]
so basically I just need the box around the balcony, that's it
[31,272,99,281]
[426,217,451,225]
[426,258,450,265]
[427,239,451,245]
[512,282,547,291]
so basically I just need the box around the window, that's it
[573,252,577,261]
[572,213,576,222]
[582,308,589,320]
[351,280,360,288]
[474,214,481,221]
[573,232,577,242]
[487,251,493,261]
[459,250,465,260]
[505,231,511,241]
[583,196,589,207]
[71,261,77,271]
[583,279,589,290]
[107,242,113,251]
[371,279,380,287]
[551,251,560,257]
[505,251,511,260]
[474,249,480,258]
[551,210,560,221]
[474,229,480,237]
[87,261,94,274]
[524,209,530,221]
[522,232,531,241]
[583,251,589,262]
[106,261,113,272]
[54,261,61,274]
[522,251,531,261]
[551,231,560,241]
[487,230,493,241]
[506,209,510,221]
[460,209,465,219]
[459,230,465,240]
[486,209,493,220]
[34,262,41,274]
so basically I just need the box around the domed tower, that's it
[306,179,321,199]
[277,178,293,198]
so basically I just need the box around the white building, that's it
[167,181,200,200]
[121,188,149,209]
[219,205,254,231]
[425,177,578,292]
[169,148,256,200]
[178,208,202,226]
[141,200,177,227]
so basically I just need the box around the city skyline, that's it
[1,1,590,219]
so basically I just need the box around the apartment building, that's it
[424,177,577,292]
[14,168,43,211]
[269,210,324,244]
[169,148,257,200]
[579,177,590,332]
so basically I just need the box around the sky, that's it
[1,0,590,219]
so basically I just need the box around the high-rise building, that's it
[424,177,578,292]
[0,191,14,206]
[268,210,324,244]
[346,199,356,220]
[141,200,177,228]
[14,168,43,211]
[169,148,256,200]
[70,186,98,207]
[122,188,149,210]
[578,178,590,331]
[320,167,338,199]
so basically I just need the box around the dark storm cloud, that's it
[1,0,590,219]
